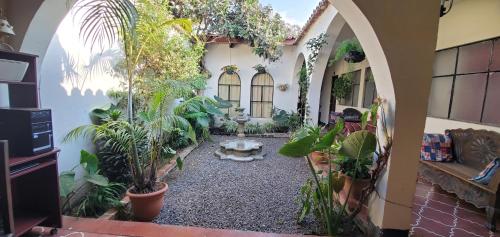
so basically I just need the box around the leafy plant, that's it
[301,33,328,123]
[77,0,194,123]
[174,96,224,139]
[334,130,376,179]
[59,150,125,217]
[245,123,264,135]
[262,122,276,133]
[253,64,267,73]
[170,0,296,62]
[279,122,349,235]
[332,72,353,100]
[65,91,195,194]
[167,128,192,150]
[332,38,364,63]
[272,108,302,133]
[222,65,239,74]
[222,120,238,134]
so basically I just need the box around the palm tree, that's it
[75,0,193,123]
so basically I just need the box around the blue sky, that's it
[260,0,322,26]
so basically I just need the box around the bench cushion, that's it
[446,129,500,171]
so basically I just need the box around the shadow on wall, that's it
[40,35,116,173]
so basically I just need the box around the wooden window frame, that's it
[250,73,274,118]
[218,72,241,115]
[428,37,500,126]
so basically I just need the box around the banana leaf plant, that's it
[279,118,377,236]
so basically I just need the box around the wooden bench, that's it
[419,129,500,231]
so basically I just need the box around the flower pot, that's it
[127,182,168,221]
[310,151,328,164]
[340,174,370,207]
[343,50,365,63]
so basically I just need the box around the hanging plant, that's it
[333,72,354,99]
[222,65,239,74]
[253,64,267,74]
[333,38,365,63]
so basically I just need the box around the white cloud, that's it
[277,10,304,26]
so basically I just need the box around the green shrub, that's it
[263,122,276,133]
[222,120,238,134]
[167,128,192,150]
[272,108,302,132]
[60,150,125,217]
[245,123,264,135]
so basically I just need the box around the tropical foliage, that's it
[279,101,391,236]
[65,91,196,194]
[331,38,364,63]
[169,0,299,62]
[174,96,225,139]
[332,72,353,100]
[60,150,125,217]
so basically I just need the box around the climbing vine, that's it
[301,33,328,123]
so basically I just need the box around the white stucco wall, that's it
[38,8,121,173]
[203,43,298,121]
[203,5,344,124]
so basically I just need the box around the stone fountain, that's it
[215,108,265,162]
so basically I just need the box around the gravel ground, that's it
[153,135,320,234]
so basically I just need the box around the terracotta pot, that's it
[127,182,168,221]
[341,174,370,205]
[310,151,328,164]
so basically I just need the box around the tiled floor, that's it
[30,179,500,237]
[410,179,500,237]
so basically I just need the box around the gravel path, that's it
[153,136,320,234]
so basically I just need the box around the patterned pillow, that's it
[470,158,500,185]
[420,133,453,162]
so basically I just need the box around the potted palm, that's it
[65,91,196,221]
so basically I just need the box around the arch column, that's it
[329,0,441,234]
[307,15,346,125]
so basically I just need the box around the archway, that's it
[325,0,441,233]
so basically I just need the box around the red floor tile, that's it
[411,178,500,237]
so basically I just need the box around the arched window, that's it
[251,73,274,118]
[218,72,241,116]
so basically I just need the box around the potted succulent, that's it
[222,65,239,74]
[333,38,365,63]
[253,64,267,74]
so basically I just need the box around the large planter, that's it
[340,174,370,208]
[310,151,328,164]
[343,50,365,63]
[127,182,168,221]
